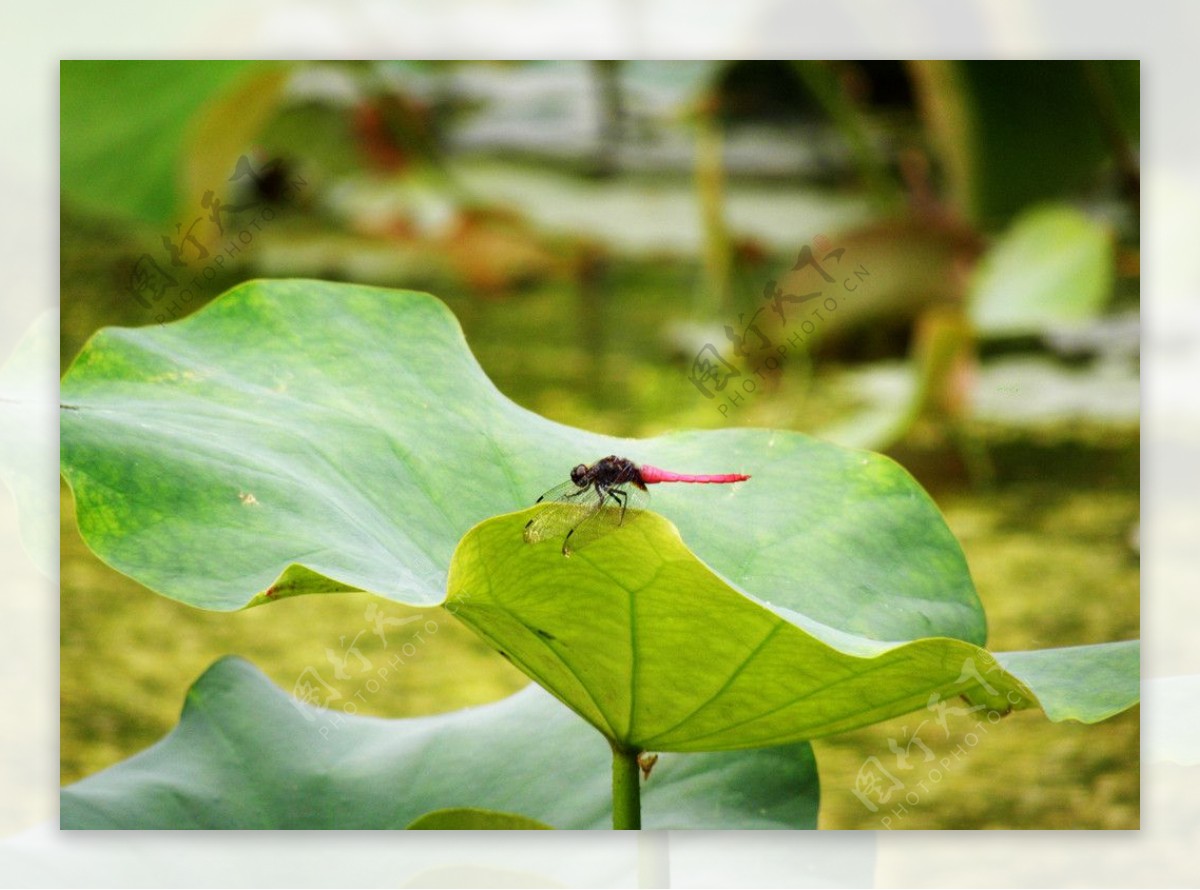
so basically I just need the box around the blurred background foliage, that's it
[60,60,1138,829]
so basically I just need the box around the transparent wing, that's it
[522,480,598,543]
[534,479,597,507]
[523,482,649,555]
[556,484,648,555]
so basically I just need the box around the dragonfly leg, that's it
[607,488,629,524]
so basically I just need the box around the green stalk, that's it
[694,106,732,318]
[611,743,642,830]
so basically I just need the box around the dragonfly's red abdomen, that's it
[637,463,750,485]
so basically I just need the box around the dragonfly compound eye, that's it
[570,464,588,484]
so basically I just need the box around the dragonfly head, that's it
[570,463,589,486]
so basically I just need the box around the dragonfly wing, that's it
[553,484,650,555]
[533,479,596,506]
[523,480,598,544]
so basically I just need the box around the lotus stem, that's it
[611,742,642,830]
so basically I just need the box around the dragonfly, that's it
[522,455,750,556]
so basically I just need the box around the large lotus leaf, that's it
[449,510,1139,751]
[60,657,820,830]
[60,279,984,647]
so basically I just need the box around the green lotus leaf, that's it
[60,657,820,830]
[449,509,1137,751]
[60,279,984,648]
[61,61,277,224]
[969,205,1114,335]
